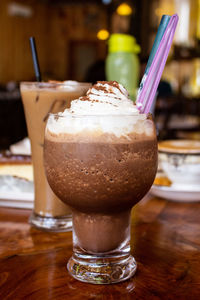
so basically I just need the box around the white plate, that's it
[150,184,200,202]
[0,198,33,209]
[0,175,34,209]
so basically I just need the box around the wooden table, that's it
[0,195,200,299]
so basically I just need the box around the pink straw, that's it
[136,14,179,113]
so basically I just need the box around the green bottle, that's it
[106,33,140,101]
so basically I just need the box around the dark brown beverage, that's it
[45,135,157,252]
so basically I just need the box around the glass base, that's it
[67,252,137,284]
[29,212,72,232]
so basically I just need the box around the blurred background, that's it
[1,0,200,149]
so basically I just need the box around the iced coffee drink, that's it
[44,81,157,282]
[20,81,91,231]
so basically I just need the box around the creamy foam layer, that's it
[66,81,139,115]
[47,81,154,138]
[21,80,90,92]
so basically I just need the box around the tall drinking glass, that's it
[20,82,91,231]
[44,113,157,283]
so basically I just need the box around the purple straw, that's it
[136,14,179,113]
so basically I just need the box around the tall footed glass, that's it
[44,114,158,283]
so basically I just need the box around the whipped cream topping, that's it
[47,81,154,138]
[63,81,139,115]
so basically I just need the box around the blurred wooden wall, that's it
[0,0,107,84]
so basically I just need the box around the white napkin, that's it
[9,137,31,155]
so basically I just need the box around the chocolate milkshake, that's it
[44,81,158,282]
[20,81,91,231]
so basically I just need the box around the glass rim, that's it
[20,81,92,88]
[48,112,150,118]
